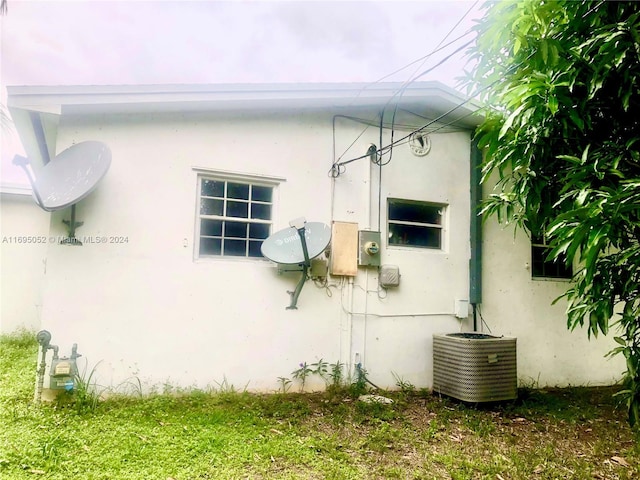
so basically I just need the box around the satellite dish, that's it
[261,219,331,310]
[261,222,331,265]
[14,141,112,212]
[13,141,112,245]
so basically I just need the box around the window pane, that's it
[227,200,248,218]
[251,203,271,220]
[389,201,442,225]
[225,221,248,238]
[200,238,221,255]
[252,185,272,202]
[200,198,223,216]
[201,219,222,237]
[389,223,441,248]
[227,182,250,200]
[201,179,224,198]
[249,223,270,239]
[532,245,572,279]
[557,262,572,278]
[248,240,264,257]
[224,239,247,256]
[532,245,546,277]
[197,176,275,259]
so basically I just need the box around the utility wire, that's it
[329,50,536,176]
[348,30,476,104]
[329,38,477,176]
[405,1,479,86]
[331,1,481,179]
[353,1,479,172]
[332,3,479,175]
[338,114,461,132]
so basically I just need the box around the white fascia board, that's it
[7,83,483,161]
[7,82,482,120]
[0,182,32,196]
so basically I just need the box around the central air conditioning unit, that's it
[432,333,517,402]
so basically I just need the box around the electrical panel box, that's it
[358,231,381,267]
[329,222,358,276]
[379,264,400,287]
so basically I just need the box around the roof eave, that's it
[7,82,483,173]
[7,81,482,117]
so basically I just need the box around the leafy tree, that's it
[466,1,640,424]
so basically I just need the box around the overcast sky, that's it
[0,0,483,184]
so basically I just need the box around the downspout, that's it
[469,136,483,332]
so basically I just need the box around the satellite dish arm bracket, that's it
[286,263,308,310]
[61,204,84,245]
[285,226,311,310]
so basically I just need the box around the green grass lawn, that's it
[1,331,638,479]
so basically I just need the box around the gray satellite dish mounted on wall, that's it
[13,141,112,246]
[261,217,331,309]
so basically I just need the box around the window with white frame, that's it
[387,199,445,249]
[196,176,274,258]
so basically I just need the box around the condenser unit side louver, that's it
[433,333,517,402]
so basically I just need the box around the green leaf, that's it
[569,109,584,130]
[540,39,548,64]
[498,104,526,139]
[556,155,581,164]
[513,37,522,55]
[547,95,558,114]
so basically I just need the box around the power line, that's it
[329,41,479,176]
[334,31,477,164]
[351,0,479,105]
[405,0,479,85]
[331,1,480,177]
[348,30,476,104]
[371,1,479,169]
[329,51,537,177]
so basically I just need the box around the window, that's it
[387,199,444,249]
[531,234,572,279]
[196,176,274,259]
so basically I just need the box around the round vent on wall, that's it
[408,131,431,157]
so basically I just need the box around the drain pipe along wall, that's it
[469,137,483,332]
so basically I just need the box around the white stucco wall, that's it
[25,103,623,393]
[481,220,625,387]
[331,116,473,388]
[33,108,474,392]
[0,192,50,333]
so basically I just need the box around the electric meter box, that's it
[358,231,381,267]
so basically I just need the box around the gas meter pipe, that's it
[35,330,58,403]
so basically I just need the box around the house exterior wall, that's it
[12,99,624,392]
[0,192,50,333]
[34,108,474,392]
[481,218,625,387]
